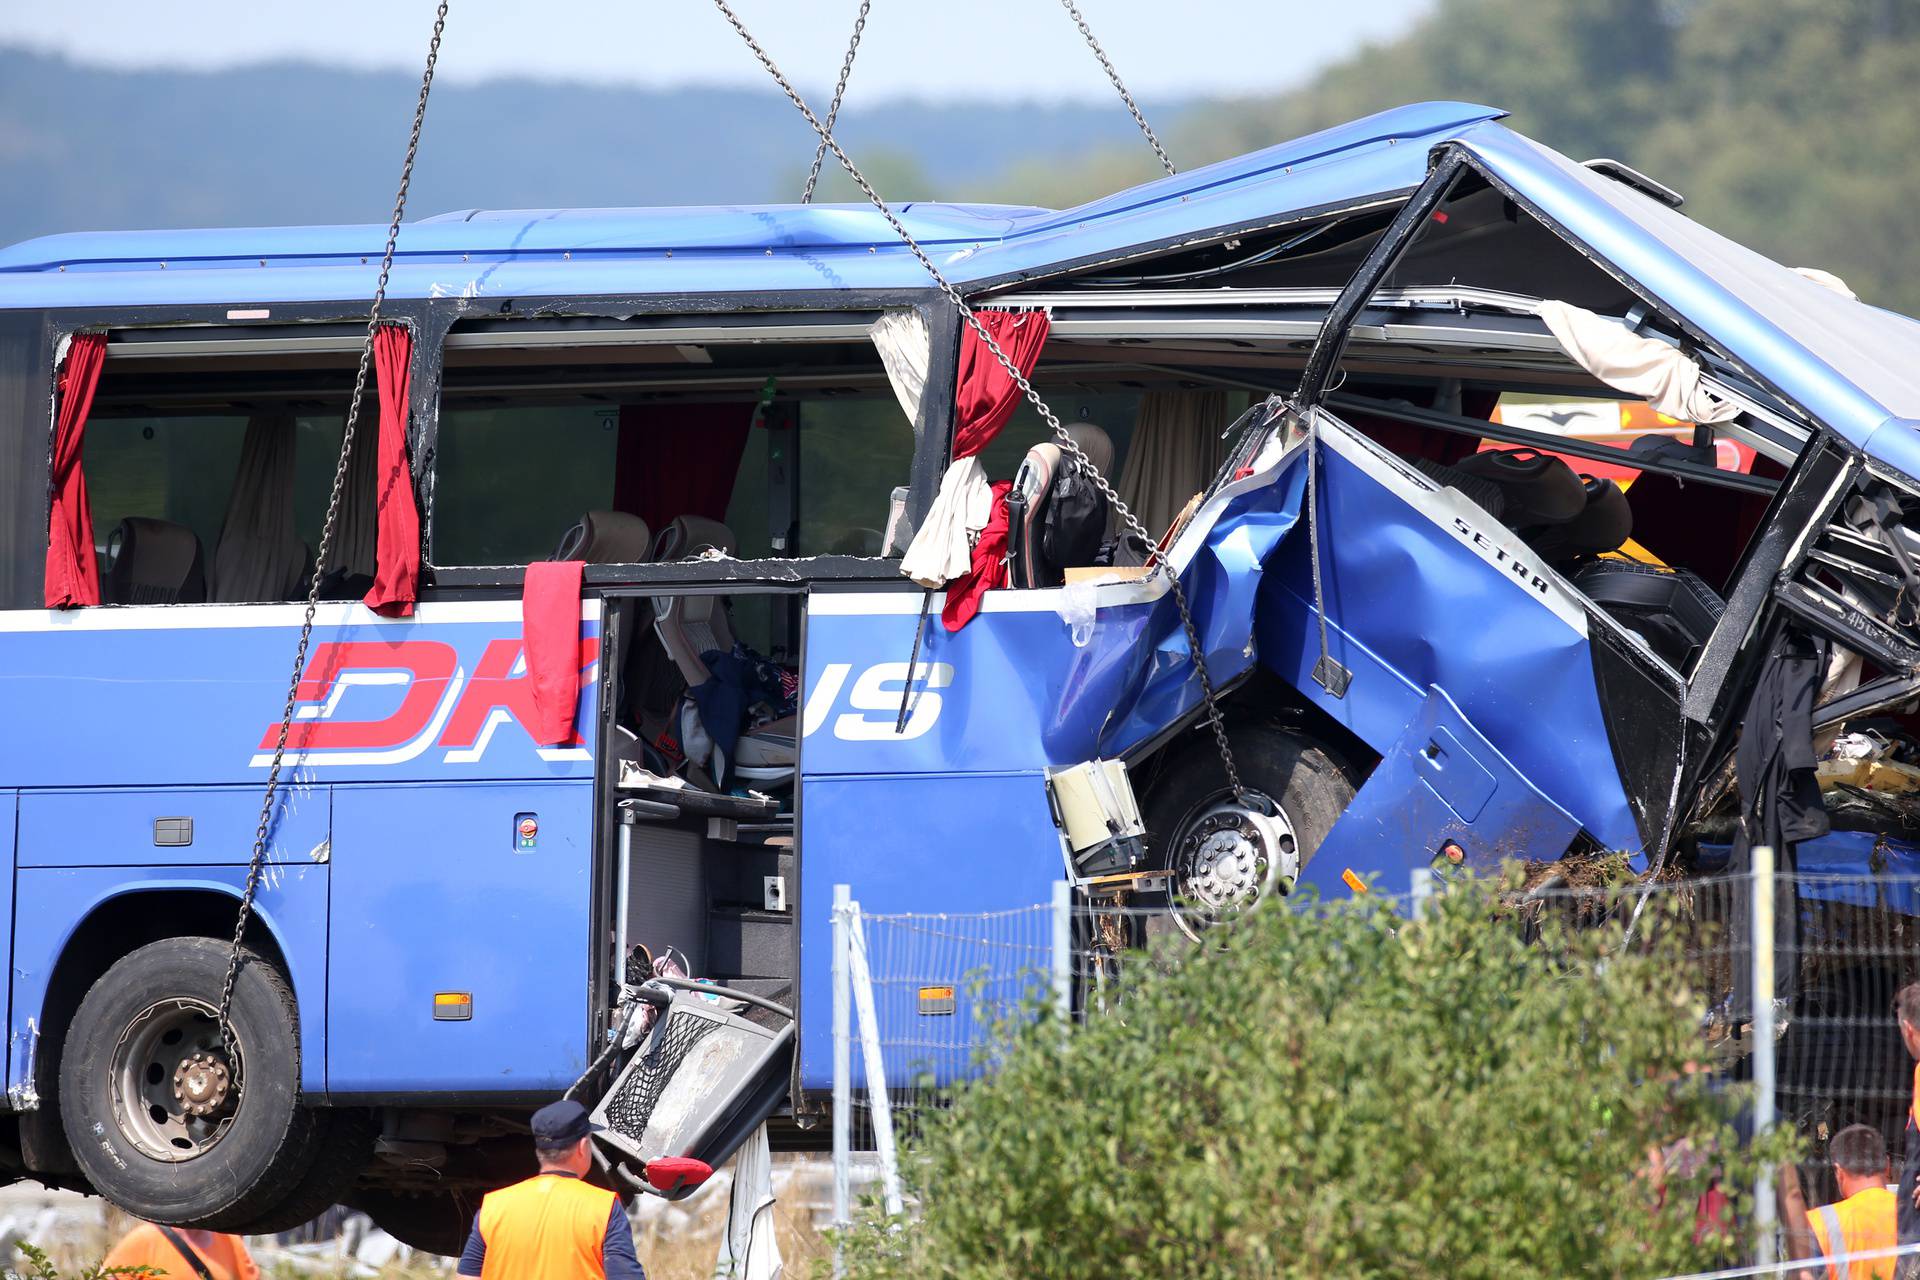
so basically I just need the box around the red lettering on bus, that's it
[259,640,459,752]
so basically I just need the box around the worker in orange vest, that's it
[1807,1124,1899,1280]
[456,1099,645,1280]
[101,1224,258,1280]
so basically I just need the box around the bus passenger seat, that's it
[1006,423,1113,588]
[650,517,796,789]
[553,510,651,563]
[103,517,208,605]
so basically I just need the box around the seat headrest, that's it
[553,510,651,564]
[1064,423,1114,477]
[655,515,736,561]
[105,517,207,604]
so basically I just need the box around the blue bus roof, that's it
[0,100,1501,306]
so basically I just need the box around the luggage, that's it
[1571,559,1725,669]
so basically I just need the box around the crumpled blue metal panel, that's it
[1100,419,1640,858]
[1303,685,1582,897]
[0,102,1504,310]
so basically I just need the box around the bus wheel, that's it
[59,937,318,1225]
[1143,724,1355,942]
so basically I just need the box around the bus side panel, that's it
[797,772,1063,1091]
[8,865,329,1101]
[16,784,329,868]
[327,780,593,1096]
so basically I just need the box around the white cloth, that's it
[1537,300,1741,424]
[714,1124,782,1280]
[900,455,991,588]
[870,310,932,426]
[1792,267,1857,300]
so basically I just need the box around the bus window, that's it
[433,322,918,570]
[78,343,376,605]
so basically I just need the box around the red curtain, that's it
[363,325,420,617]
[45,333,108,608]
[953,310,1051,459]
[523,558,585,746]
[614,403,755,534]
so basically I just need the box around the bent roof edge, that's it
[0,100,1504,282]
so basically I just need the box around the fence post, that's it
[847,907,905,1218]
[1751,844,1778,1267]
[1051,880,1073,1024]
[832,884,851,1277]
[1410,866,1434,921]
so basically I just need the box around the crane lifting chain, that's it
[1056,0,1176,176]
[710,0,1245,806]
[801,0,872,204]
[216,1,452,1081]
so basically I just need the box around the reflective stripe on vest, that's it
[1818,1203,1847,1280]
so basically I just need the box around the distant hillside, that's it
[0,47,1194,246]
[995,0,1920,316]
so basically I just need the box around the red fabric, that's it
[614,403,755,532]
[363,325,421,616]
[942,481,1012,632]
[44,333,107,608]
[523,559,585,747]
[953,310,1050,459]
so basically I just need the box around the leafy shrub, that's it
[8,1242,154,1280]
[837,873,1793,1280]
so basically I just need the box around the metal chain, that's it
[217,0,450,1077]
[1056,0,1175,177]
[801,0,871,204]
[711,0,1244,801]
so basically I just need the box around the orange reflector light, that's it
[1341,868,1368,894]
[918,985,957,1016]
[1441,841,1466,865]
[433,992,473,1021]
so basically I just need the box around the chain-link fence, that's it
[829,857,1920,1276]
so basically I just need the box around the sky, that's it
[0,1,1433,103]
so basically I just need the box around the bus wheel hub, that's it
[173,1051,231,1117]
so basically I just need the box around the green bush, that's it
[837,873,1793,1280]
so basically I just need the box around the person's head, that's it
[529,1099,601,1176]
[1898,984,1920,1060]
[1829,1124,1890,1199]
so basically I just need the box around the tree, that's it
[837,875,1792,1280]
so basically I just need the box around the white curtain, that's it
[869,310,931,426]
[713,1124,783,1280]
[211,414,308,602]
[1116,389,1236,539]
[1537,300,1741,424]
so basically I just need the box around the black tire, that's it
[1142,722,1356,924]
[219,1107,377,1234]
[354,1188,480,1257]
[59,937,320,1226]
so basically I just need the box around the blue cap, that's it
[531,1099,603,1146]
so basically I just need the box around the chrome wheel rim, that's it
[1168,792,1298,942]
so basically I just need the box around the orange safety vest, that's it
[475,1172,617,1280]
[1810,1186,1897,1280]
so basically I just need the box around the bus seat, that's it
[1006,423,1113,589]
[652,515,736,563]
[103,517,208,605]
[553,510,651,563]
[650,517,795,788]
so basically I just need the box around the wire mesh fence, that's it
[830,862,1920,1275]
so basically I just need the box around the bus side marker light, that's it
[434,993,473,1021]
[918,986,957,1016]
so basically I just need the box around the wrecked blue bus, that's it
[1,100,1919,1247]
